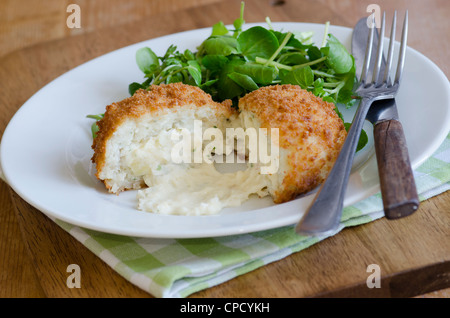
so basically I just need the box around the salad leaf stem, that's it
[232,2,246,38]
[86,114,104,120]
[323,80,345,94]
[153,65,194,85]
[256,54,327,72]
[264,32,292,66]
[321,21,330,47]
[292,56,327,69]
[265,17,273,30]
[254,57,292,70]
[312,69,335,77]
[322,82,342,87]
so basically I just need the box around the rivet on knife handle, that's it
[373,119,419,219]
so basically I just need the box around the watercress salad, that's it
[91,2,367,150]
[130,3,356,108]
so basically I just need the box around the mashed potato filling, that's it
[137,163,269,215]
[116,110,270,216]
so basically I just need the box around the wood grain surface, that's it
[0,0,449,298]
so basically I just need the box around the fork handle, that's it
[374,119,419,219]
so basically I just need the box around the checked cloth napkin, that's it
[1,133,449,298]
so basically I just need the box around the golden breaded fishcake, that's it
[238,84,347,203]
[92,82,235,194]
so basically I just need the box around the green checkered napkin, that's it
[2,134,450,298]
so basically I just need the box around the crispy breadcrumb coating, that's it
[238,84,347,203]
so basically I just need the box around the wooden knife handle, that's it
[373,119,419,219]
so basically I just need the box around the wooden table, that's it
[1,0,449,298]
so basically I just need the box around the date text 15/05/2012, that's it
[180,302,270,314]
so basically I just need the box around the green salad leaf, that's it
[236,26,279,61]
[136,47,159,73]
[280,66,314,89]
[325,34,354,74]
[128,1,359,110]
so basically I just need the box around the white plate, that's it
[1,23,450,238]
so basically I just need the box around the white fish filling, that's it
[116,112,271,216]
[137,163,269,215]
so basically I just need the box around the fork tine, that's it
[373,12,386,85]
[383,11,397,85]
[394,11,409,84]
[360,14,375,84]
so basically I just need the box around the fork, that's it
[296,12,409,236]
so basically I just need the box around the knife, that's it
[352,17,419,219]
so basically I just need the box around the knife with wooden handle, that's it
[352,17,419,219]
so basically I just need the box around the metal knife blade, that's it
[352,17,419,219]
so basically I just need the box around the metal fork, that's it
[296,12,409,236]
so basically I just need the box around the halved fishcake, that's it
[91,83,236,194]
[91,83,347,215]
[238,84,347,203]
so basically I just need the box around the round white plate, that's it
[1,23,449,238]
